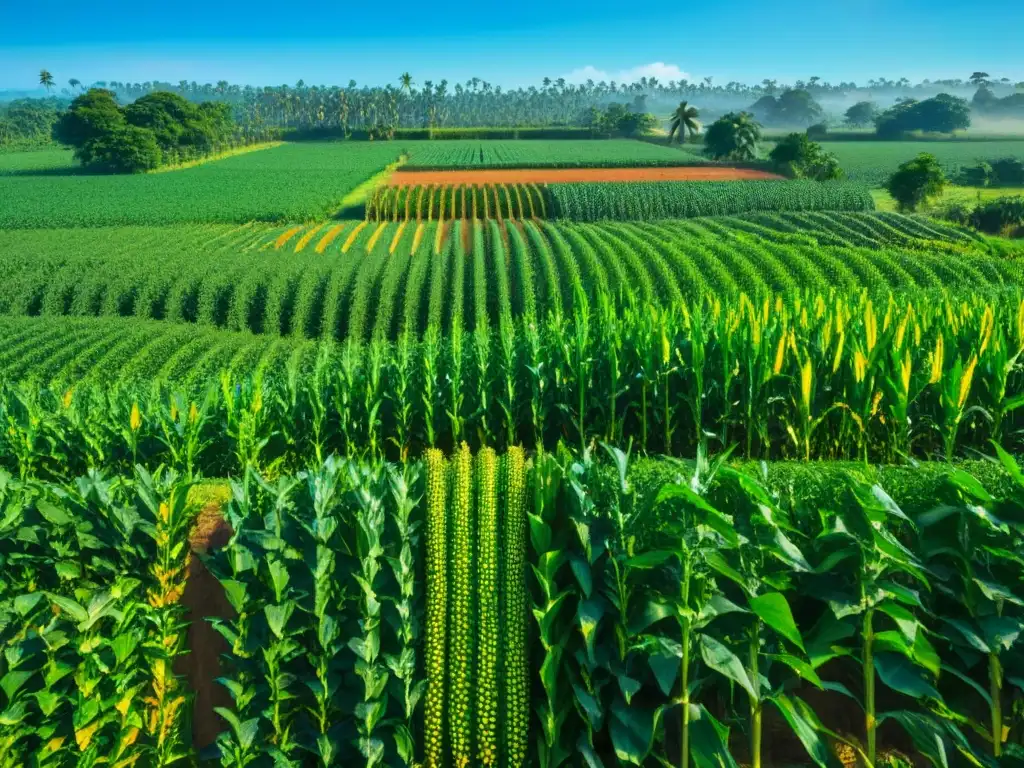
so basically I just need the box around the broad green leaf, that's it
[940,664,992,708]
[0,671,33,700]
[769,653,823,688]
[627,550,676,569]
[699,635,757,700]
[771,694,839,767]
[609,698,658,766]
[688,705,739,768]
[572,683,604,730]
[978,615,1022,652]
[44,593,88,623]
[705,551,750,595]
[265,603,295,640]
[13,593,43,616]
[877,601,918,644]
[629,599,674,635]
[878,710,948,768]
[656,484,738,546]
[36,500,72,526]
[974,577,1024,606]
[750,592,804,651]
[874,652,940,700]
[648,653,679,696]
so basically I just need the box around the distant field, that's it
[403,139,707,169]
[0,142,411,228]
[871,185,1024,211]
[818,140,1024,186]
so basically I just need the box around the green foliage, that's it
[886,152,947,211]
[945,195,1024,235]
[0,142,409,226]
[703,112,762,161]
[404,139,708,169]
[844,101,879,127]
[547,180,872,220]
[875,93,972,137]
[0,97,64,149]
[769,134,844,180]
[749,88,824,127]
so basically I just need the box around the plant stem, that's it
[749,623,762,768]
[990,652,1002,757]
[681,550,691,768]
[863,608,876,767]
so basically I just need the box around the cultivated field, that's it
[819,139,1024,185]
[2,134,1024,768]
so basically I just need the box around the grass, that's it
[870,185,1024,212]
[820,140,1024,186]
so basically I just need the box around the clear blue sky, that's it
[2,0,1022,90]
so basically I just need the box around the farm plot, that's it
[371,179,872,221]
[819,139,1024,186]
[0,141,415,227]
[0,215,1018,346]
[404,138,709,168]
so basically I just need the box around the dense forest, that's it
[3,72,1023,151]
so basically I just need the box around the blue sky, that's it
[3,0,1023,90]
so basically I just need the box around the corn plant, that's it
[475,448,500,766]
[423,449,448,768]
[502,447,530,768]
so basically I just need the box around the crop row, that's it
[4,219,1016,346]
[546,179,876,220]
[3,447,1022,766]
[819,139,1024,186]
[402,138,709,169]
[367,183,548,220]
[3,289,1024,476]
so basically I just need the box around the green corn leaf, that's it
[750,591,805,651]
[878,710,949,768]
[609,698,658,766]
[769,653,823,688]
[688,704,739,768]
[978,615,1022,652]
[874,652,940,700]
[648,653,679,697]
[264,603,295,640]
[699,634,757,699]
[771,693,839,767]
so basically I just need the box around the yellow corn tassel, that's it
[130,403,142,432]
[63,388,73,408]
[854,350,867,384]
[773,330,787,375]
[895,305,911,350]
[833,332,845,374]
[979,304,994,356]
[930,334,945,384]
[801,358,813,413]
[814,294,825,319]
[914,321,922,347]
[189,402,199,424]
[901,348,911,397]
[958,355,977,409]
[1017,298,1024,350]
[865,300,878,354]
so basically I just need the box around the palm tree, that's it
[68,78,81,92]
[39,69,55,93]
[732,112,762,160]
[668,101,701,144]
[399,72,413,93]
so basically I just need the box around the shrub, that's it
[886,152,946,211]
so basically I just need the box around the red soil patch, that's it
[179,502,234,750]
[389,166,783,185]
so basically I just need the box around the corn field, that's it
[2,445,1022,766]
[5,289,1024,478]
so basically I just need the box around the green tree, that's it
[53,89,125,147]
[68,78,81,92]
[769,132,843,180]
[703,111,761,161]
[668,101,701,144]
[79,125,162,173]
[886,152,946,211]
[39,69,55,93]
[399,72,413,93]
[844,101,878,127]
[875,93,970,137]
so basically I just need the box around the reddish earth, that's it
[389,166,784,185]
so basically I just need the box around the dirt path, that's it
[389,166,783,185]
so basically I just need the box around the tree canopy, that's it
[748,89,823,126]
[874,93,971,137]
[886,152,946,211]
[844,101,878,127]
[53,88,235,173]
[704,112,761,161]
[768,133,843,180]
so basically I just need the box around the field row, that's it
[2,290,1022,468]
[6,448,1020,766]
[0,217,1017,343]
[401,137,708,169]
[367,179,875,221]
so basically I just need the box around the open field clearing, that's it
[0,214,1013,344]
[818,139,1024,185]
[0,142,410,227]
[403,138,708,168]
[390,165,782,184]
[871,183,1024,211]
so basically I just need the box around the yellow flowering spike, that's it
[62,388,73,408]
[1017,298,1024,350]
[76,720,101,751]
[189,402,199,424]
[762,297,770,327]
[661,323,670,365]
[252,387,263,414]
[854,349,867,384]
[864,300,878,354]
[130,403,142,432]
[833,332,845,374]
[979,304,994,357]
[773,330,787,375]
[775,295,783,315]
[895,306,911,350]
[800,358,813,413]
[814,294,826,319]
[883,296,894,333]
[901,348,912,396]
[800,305,808,329]
[169,399,179,422]
[159,501,170,524]
[958,355,977,409]
[914,321,922,347]
[712,296,721,321]
[871,390,883,418]
[930,334,944,384]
